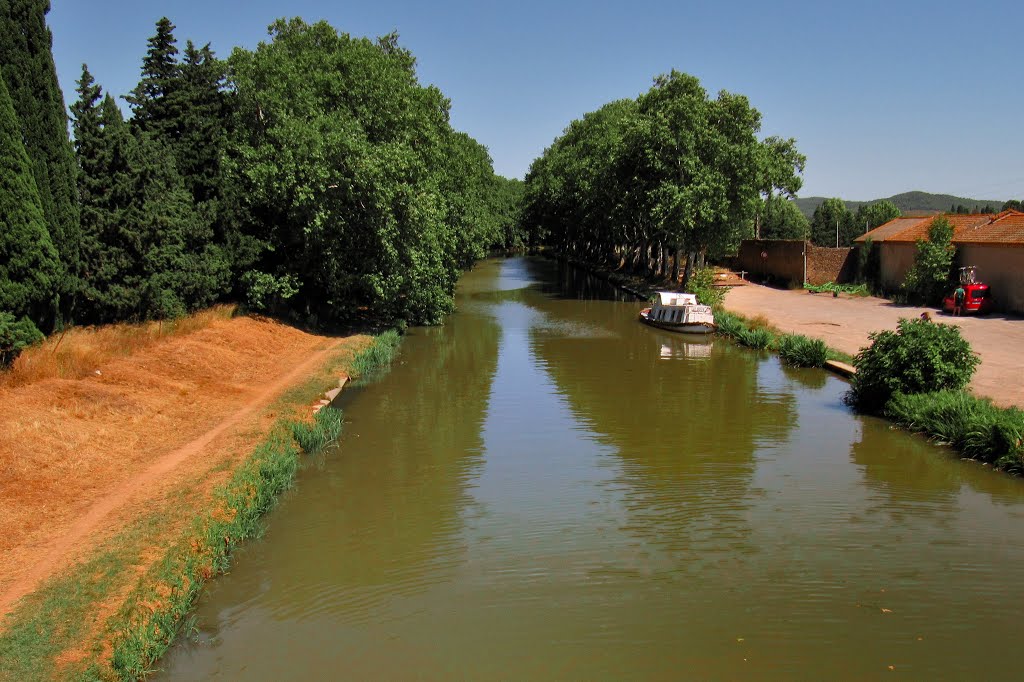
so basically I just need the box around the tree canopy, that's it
[522,71,804,284]
[225,19,505,324]
[2,13,512,363]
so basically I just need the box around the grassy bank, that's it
[884,391,1024,473]
[0,329,402,681]
[714,309,851,367]
[716,310,1024,471]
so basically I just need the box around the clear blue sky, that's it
[48,0,1024,200]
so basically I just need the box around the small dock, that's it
[824,360,856,378]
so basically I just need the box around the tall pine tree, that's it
[124,16,181,140]
[0,0,81,324]
[0,67,60,330]
[177,41,228,204]
[71,66,123,322]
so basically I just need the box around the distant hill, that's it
[794,191,1006,219]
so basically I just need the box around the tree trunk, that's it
[671,245,681,283]
[682,249,697,288]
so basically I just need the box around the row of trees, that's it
[809,198,901,247]
[520,71,806,284]
[3,7,522,361]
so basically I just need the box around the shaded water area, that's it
[159,257,1024,680]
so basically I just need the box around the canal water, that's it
[158,257,1024,680]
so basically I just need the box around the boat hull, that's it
[639,309,715,335]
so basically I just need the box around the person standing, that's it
[953,285,966,316]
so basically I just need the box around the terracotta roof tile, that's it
[855,212,1024,245]
[853,217,928,243]
[957,210,1024,245]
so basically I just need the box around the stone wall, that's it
[805,244,856,286]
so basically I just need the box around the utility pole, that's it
[836,217,839,248]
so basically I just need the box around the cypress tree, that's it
[0,0,81,322]
[91,95,145,321]
[0,67,60,329]
[177,41,228,204]
[70,65,117,322]
[130,133,230,319]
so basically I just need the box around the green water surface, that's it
[157,257,1024,680]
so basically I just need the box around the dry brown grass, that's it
[0,310,367,607]
[0,305,238,389]
[0,306,374,679]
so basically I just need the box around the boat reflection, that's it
[657,334,713,360]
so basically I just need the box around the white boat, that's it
[639,291,716,334]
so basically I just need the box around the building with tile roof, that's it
[856,211,1024,313]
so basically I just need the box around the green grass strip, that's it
[885,390,1024,472]
[106,329,404,679]
[715,309,849,367]
[0,514,164,682]
[107,429,301,680]
[290,406,343,455]
[349,328,402,384]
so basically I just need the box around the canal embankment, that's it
[0,310,399,680]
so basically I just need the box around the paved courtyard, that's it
[723,283,1024,409]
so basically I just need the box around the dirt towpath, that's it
[724,283,1024,409]
[0,315,367,625]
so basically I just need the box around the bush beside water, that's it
[715,311,830,368]
[350,328,402,384]
[778,334,829,368]
[848,318,978,413]
[735,326,775,350]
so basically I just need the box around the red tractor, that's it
[942,266,994,315]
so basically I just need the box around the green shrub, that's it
[0,313,44,367]
[735,327,775,350]
[689,267,725,308]
[849,318,978,413]
[886,390,1024,471]
[778,334,829,368]
[901,217,955,305]
[240,271,299,312]
[803,281,868,296]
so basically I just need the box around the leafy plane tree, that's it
[226,19,503,325]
